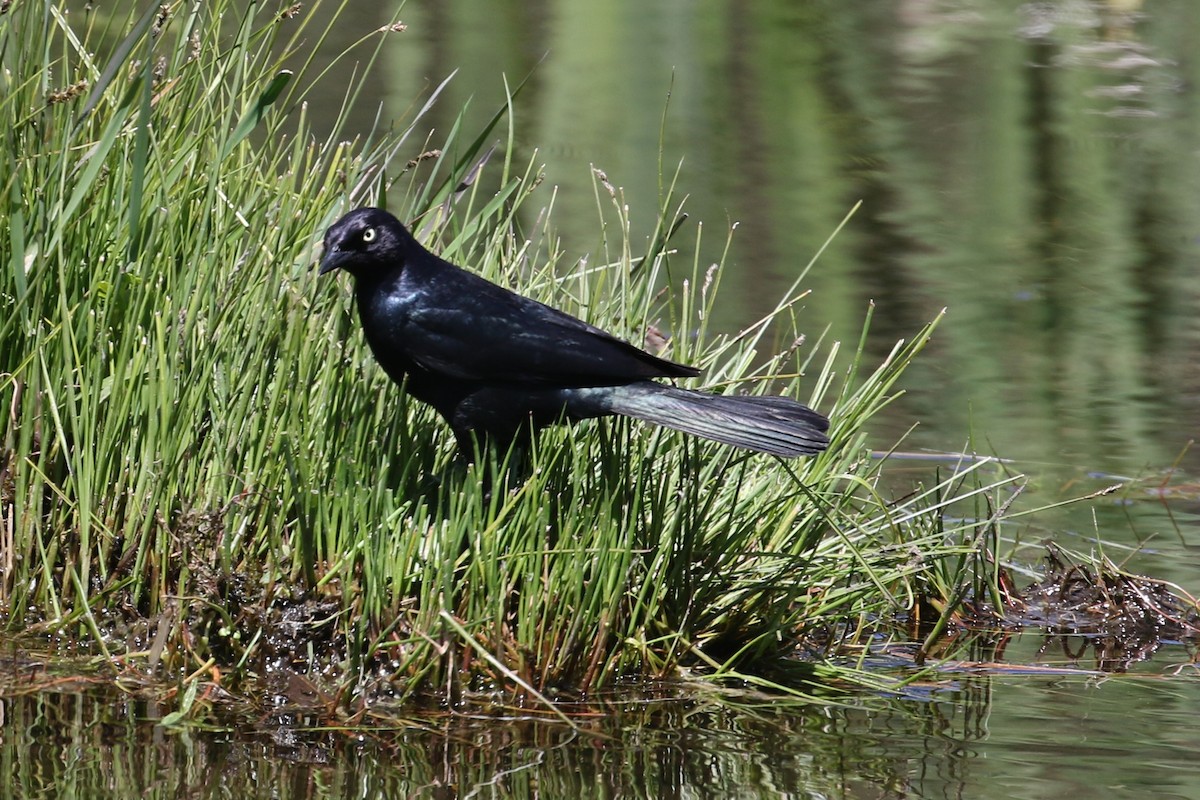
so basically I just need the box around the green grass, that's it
[1,1,1044,715]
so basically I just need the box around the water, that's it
[4,661,1199,798]
[7,1,1200,796]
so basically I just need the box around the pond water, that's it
[6,1,1200,797]
[4,651,1200,799]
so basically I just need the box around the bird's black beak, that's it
[318,246,345,275]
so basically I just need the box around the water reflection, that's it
[0,682,1000,799]
[5,662,1198,799]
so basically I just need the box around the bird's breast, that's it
[358,280,415,338]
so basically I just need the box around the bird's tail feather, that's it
[601,383,830,457]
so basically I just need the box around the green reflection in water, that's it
[0,685,927,798]
[4,659,1199,799]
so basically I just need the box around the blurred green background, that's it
[301,0,1200,484]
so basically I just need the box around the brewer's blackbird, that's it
[319,208,830,458]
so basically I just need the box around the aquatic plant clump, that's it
[0,1,1055,717]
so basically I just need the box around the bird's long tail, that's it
[595,382,830,457]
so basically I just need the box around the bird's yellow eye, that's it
[362,227,377,243]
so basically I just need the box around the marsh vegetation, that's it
[1,2,1194,744]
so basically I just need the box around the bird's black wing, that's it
[400,263,697,386]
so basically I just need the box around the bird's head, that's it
[318,207,412,279]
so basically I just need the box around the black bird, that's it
[319,208,830,459]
